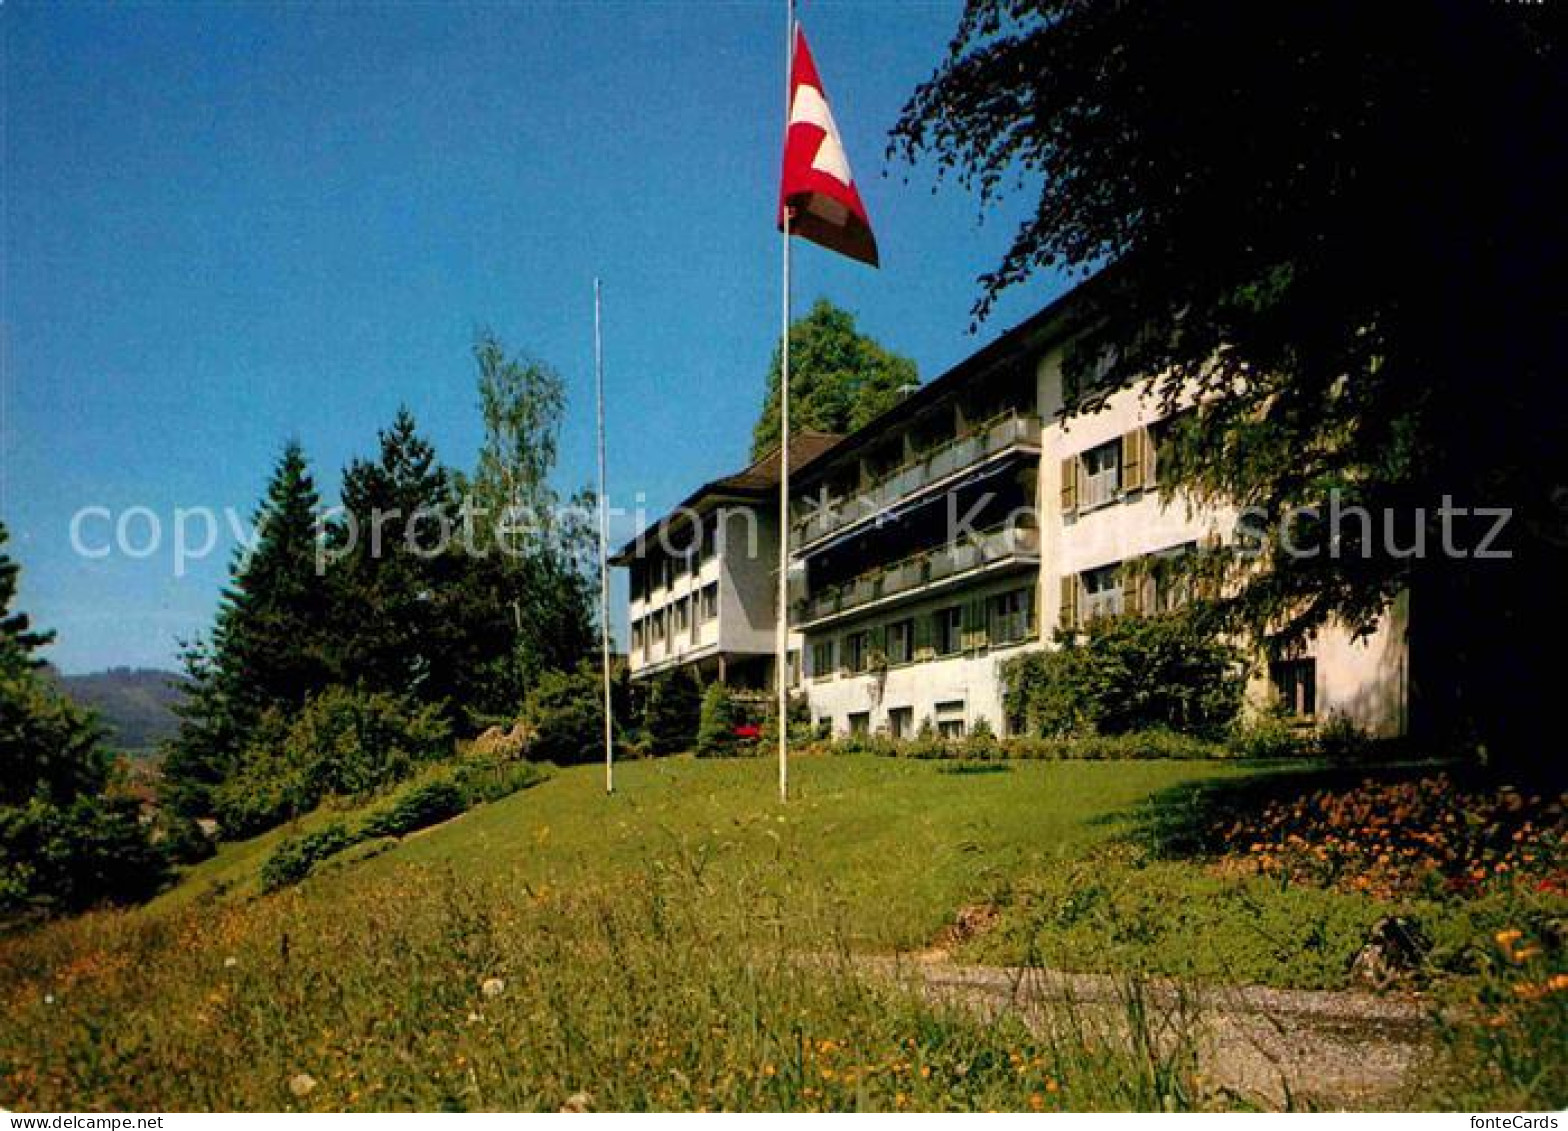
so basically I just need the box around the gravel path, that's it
[850,953,1436,1109]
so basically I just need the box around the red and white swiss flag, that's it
[779,24,879,268]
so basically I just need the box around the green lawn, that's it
[165,753,1246,949]
[4,754,1561,1111]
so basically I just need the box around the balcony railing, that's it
[792,410,1042,549]
[795,523,1040,625]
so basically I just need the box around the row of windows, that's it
[627,518,722,602]
[631,582,719,651]
[807,586,1037,678]
[1058,542,1199,629]
[837,698,971,739]
[1060,419,1176,515]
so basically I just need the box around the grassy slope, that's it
[5,755,1562,1110]
[163,754,1244,949]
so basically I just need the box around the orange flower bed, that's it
[1220,774,1567,900]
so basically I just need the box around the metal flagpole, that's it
[776,0,796,804]
[594,277,614,795]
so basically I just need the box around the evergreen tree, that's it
[327,408,459,704]
[0,524,164,913]
[751,298,918,459]
[695,681,737,758]
[0,524,52,678]
[642,668,701,756]
[162,442,334,817]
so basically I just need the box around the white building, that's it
[612,432,840,690]
[791,293,1408,738]
[614,286,1410,740]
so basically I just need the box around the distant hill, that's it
[48,666,188,756]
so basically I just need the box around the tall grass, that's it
[0,856,1205,1111]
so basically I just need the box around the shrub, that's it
[0,795,169,915]
[907,717,948,760]
[961,716,1002,761]
[211,709,309,838]
[260,821,356,892]
[1231,708,1308,760]
[523,666,615,766]
[641,668,701,755]
[286,686,452,798]
[361,775,467,839]
[695,682,738,758]
[1000,651,1089,737]
[1002,613,1245,740]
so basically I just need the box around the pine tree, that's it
[327,408,461,704]
[695,681,737,758]
[0,523,52,678]
[1,524,164,912]
[162,441,334,817]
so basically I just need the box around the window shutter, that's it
[1142,426,1158,489]
[914,610,933,660]
[1060,455,1078,513]
[1122,562,1143,617]
[1120,431,1142,492]
[1059,574,1079,632]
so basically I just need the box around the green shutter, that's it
[914,611,933,660]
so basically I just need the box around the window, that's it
[933,605,963,656]
[935,700,966,739]
[888,706,914,739]
[847,711,871,735]
[988,588,1034,644]
[1272,658,1317,718]
[700,582,719,621]
[887,618,914,665]
[810,638,836,679]
[845,631,870,674]
[787,649,801,688]
[1081,564,1123,622]
[1151,542,1197,612]
[650,610,665,645]
[1080,440,1122,509]
[631,620,644,652]
[673,598,689,635]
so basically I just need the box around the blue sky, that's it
[2,0,1064,674]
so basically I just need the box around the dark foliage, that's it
[1001,614,1245,740]
[1,524,166,914]
[892,1,1568,766]
[752,298,918,458]
[640,668,702,756]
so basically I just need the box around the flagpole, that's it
[594,277,614,796]
[776,0,796,804]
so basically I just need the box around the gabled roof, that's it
[608,430,842,565]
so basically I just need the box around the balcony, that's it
[792,410,1042,551]
[795,523,1040,627]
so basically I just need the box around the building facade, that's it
[790,296,1408,738]
[614,287,1410,740]
[612,432,840,690]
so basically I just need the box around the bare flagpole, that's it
[776,0,796,804]
[594,277,614,795]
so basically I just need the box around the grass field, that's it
[2,754,1563,1111]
